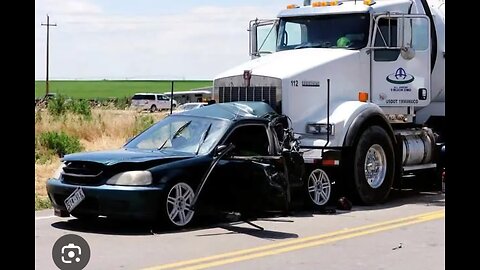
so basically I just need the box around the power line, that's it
[41,14,57,96]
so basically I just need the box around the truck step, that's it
[403,163,437,172]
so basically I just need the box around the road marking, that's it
[35,215,55,220]
[143,210,444,270]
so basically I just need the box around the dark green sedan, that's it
[47,102,306,228]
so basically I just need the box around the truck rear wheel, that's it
[353,126,395,204]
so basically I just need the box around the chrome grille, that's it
[62,161,105,185]
[219,86,277,109]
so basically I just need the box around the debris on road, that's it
[392,243,403,250]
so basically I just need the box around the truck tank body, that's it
[426,0,445,103]
[413,0,444,123]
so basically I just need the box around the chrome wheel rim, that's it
[166,182,195,226]
[307,169,331,206]
[364,144,387,189]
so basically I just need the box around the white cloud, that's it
[35,1,291,80]
[35,0,102,16]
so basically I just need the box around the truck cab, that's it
[213,0,445,205]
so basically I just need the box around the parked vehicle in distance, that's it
[130,93,178,112]
[173,102,208,114]
[46,102,309,228]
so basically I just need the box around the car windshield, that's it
[125,115,230,155]
[277,13,370,51]
[178,104,201,111]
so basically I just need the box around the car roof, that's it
[133,93,165,96]
[175,102,277,121]
[180,102,207,105]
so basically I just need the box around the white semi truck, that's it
[213,0,445,205]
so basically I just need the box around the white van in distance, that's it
[130,93,177,112]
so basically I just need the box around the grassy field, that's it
[35,80,212,99]
[35,109,167,209]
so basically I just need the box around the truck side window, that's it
[410,18,429,51]
[373,18,400,61]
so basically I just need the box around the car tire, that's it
[352,125,395,205]
[304,167,334,209]
[159,181,196,228]
[150,105,157,112]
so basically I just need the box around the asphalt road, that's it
[35,190,445,270]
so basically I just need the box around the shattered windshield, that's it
[125,115,229,155]
[277,13,370,51]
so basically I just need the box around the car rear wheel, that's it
[160,182,196,228]
[150,105,157,112]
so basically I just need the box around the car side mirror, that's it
[215,143,235,158]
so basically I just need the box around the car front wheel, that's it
[160,181,196,228]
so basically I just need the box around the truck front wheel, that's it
[353,126,395,204]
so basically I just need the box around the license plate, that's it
[64,187,86,212]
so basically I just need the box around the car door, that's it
[153,94,164,110]
[208,122,290,215]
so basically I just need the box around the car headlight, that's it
[106,171,152,186]
[52,162,66,179]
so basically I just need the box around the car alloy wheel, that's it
[166,182,195,227]
[307,168,331,206]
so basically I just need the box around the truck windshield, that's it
[277,13,370,51]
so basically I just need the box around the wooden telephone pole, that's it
[41,15,57,97]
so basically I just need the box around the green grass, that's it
[35,193,52,210]
[35,80,212,99]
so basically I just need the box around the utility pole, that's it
[170,81,174,114]
[41,15,57,97]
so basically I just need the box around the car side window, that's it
[224,125,270,156]
[156,95,162,100]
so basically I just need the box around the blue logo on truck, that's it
[386,68,415,84]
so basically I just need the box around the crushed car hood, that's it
[62,149,195,166]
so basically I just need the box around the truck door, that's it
[370,15,431,107]
[249,19,279,59]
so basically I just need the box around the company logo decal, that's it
[386,68,415,84]
[302,80,320,87]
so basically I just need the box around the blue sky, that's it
[35,0,296,80]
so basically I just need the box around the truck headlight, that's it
[51,162,66,179]
[106,171,152,186]
[306,123,334,135]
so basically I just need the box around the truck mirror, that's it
[400,46,416,60]
[249,19,259,58]
[249,18,278,59]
